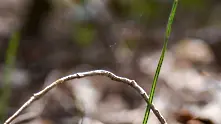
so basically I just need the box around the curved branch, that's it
[4,70,167,124]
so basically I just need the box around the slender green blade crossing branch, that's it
[0,32,20,121]
[142,0,178,124]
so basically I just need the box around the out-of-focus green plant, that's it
[180,0,207,10]
[142,0,178,124]
[130,0,153,21]
[73,23,96,47]
[0,32,20,121]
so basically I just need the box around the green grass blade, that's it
[0,31,20,121]
[142,0,178,124]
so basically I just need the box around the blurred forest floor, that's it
[1,0,221,124]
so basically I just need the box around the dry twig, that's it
[4,70,167,124]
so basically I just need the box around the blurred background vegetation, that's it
[1,0,221,124]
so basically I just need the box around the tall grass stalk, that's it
[0,32,20,121]
[142,0,178,124]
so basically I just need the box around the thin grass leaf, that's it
[142,0,178,124]
[0,31,20,121]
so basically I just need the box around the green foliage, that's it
[124,39,138,50]
[180,0,207,10]
[142,0,178,124]
[130,0,156,21]
[73,23,96,47]
[0,32,20,121]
